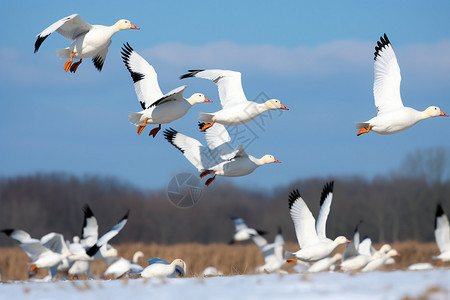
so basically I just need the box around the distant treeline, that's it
[0,172,449,246]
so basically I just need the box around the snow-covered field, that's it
[0,269,448,300]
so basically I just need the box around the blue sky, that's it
[1,1,450,191]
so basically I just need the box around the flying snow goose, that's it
[35,14,139,72]
[163,123,281,186]
[356,34,448,136]
[180,69,288,131]
[229,217,267,244]
[121,44,212,137]
[432,203,450,264]
[141,258,186,278]
[253,227,287,274]
[285,189,350,263]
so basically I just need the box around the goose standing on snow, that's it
[229,217,267,244]
[35,14,139,72]
[163,123,281,186]
[121,44,212,137]
[180,69,288,132]
[285,188,350,263]
[141,258,186,278]
[356,34,448,136]
[432,203,450,265]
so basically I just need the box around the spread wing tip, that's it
[374,33,391,61]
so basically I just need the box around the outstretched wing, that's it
[121,43,164,109]
[288,189,319,248]
[435,204,450,253]
[315,181,334,240]
[373,33,403,114]
[35,14,92,53]
[181,69,247,108]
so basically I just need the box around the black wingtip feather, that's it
[354,220,363,234]
[256,230,267,236]
[92,56,104,72]
[86,244,100,257]
[319,181,334,207]
[374,33,391,61]
[435,204,445,229]
[1,229,14,236]
[120,42,145,83]
[180,69,204,80]
[278,226,282,234]
[163,128,184,153]
[288,189,301,210]
[34,35,48,53]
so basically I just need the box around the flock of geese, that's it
[2,13,449,279]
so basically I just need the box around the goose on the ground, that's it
[432,203,450,264]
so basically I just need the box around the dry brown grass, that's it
[0,241,445,281]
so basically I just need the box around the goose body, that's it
[286,188,349,263]
[180,69,288,131]
[432,204,450,264]
[141,258,186,278]
[121,44,212,137]
[163,123,280,185]
[356,34,447,136]
[229,217,266,244]
[35,14,139,72]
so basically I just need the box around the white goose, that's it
[356,33,448,135]
[307,253,342,273]
[121,43,212,137]
[361,248,400,272]
[432,203,450,264]
[286,189,350,263]
[104,251,144,279]
[180,69,288,132]
[141,258,186,278]
[253,228,287,274]
[229,217,267,244]
[35,14,139,72]
[163,123,281,185]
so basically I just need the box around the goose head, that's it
[259,154,281,165]
[386,249,400,257]
[378,244,392,254]
[424,106,448,118]
[186,93,212,105]
[333,236,351,245]
[264,99,289,110]
[114,19,140,31]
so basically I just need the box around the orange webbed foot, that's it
[200,119,216,132]
[69,59,82,73]
[137,118,149,135]
[357,125,372,136]
[205,175,216,186]
[64,52,75,72]
[149,124,162,138]
[200,170,214,179]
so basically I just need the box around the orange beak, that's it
[440,110,449,117]
[204,97,213,103]
[274,158,281,163]
[130,23,140,30]
[346,239,351,243]
[280,103,289,110]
